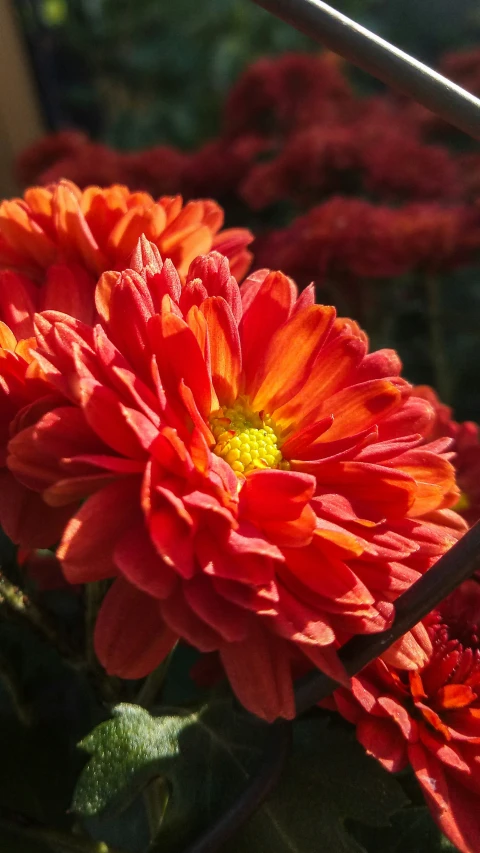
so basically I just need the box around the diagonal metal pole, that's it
[251,0,480,140]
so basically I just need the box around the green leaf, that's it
[73,704,179,817]
[74,707,409,853]
[223,715,409,853]
[73,697,268,851]
[351,804,457,853]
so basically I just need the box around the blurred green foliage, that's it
[25,0,479,150]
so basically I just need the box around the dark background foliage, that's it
[16,0,480,149]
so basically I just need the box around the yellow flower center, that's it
[210,398,289,476]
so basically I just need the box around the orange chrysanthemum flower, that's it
[0,180,253,338]
[5,238,466,720]
[333,580,480,853]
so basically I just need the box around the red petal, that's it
[80,381,157,459]
[220,620,296,721]
[148,312,211,419]
[160,586,222,651]
[357,715,408,772]
[114,518,177,599]
[184,574,249,642]
[0,270,37,338]
[41,263,96,326]
[239,469,315,522]
[409,743,480,853]
[0,469,74,548]
[58,477,141,583]
[94,577,176,679]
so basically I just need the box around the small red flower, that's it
[6,238,465,720]
[333,580,480,853]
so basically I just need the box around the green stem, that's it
[425,273,453,403]
[0,573,82,668]
[0,650,32,726]
[143,777,169,848]
[83,581,122,705]
[85,582,107,670]
[136,646,177,710]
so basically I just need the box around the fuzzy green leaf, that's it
[73,698,267,851]
[74,707,410,853]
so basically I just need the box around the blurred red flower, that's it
[254,198,477,286]
[5,237,465,720]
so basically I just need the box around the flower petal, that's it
[94,577,177,679]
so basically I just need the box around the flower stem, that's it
[425,273,452,404]
[0,650,32,726]
[136,646,177,710]
[0,572,82,668]
[85,581,106,670]
[143,777,169,846]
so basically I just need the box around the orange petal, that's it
[437,684,477,710]
[0,321,17,352]
[95,270,120,323]
[201,296,242,405]
[0,199,57,268]
[54,182,106,274]
[392,450,458,517]
[250,305,336,412]
[314,379,402,444]
[240,270,295,384]
[274,335,366,430]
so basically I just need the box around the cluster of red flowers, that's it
[254,198,480,286]
[17,51,480,293]
[16,51,480,208]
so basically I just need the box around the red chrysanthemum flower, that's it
[6,238,465,720]
[333,580,480,853]
[415,385,480,527]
